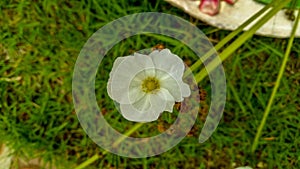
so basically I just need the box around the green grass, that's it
[0,0,300,168]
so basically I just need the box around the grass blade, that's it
[251,9,300,153]
[190,0,276,72]
[194,0,292,83]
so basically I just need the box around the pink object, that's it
[223,0,237,5]
[199,0,237,16]
[199,0,220,16]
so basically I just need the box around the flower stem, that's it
[74,154,102,169]
[112,122,144,146]
[251,8,300,153]
[74,123,144,169]
[194,0,292,83]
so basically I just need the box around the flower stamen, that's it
[142,77,160,93]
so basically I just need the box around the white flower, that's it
[107,49,191,122]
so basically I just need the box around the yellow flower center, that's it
[141,77,160,93]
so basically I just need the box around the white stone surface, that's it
[166,0,300,38]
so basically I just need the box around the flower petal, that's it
[108,54,155,104]
[160,75,183,102]
[120,95,161,122]
[150,49,185,81]
[120,105,160,122]
[149,92,167,114]
[165,101,175,112]
[128,84,145,104]
[165,79,190,101]
[132,94,151,112]
[107,57,126,98]
[151,50,191,101]
[180,83,191,98]
[160,88,175,101]
[159,88,176,112]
